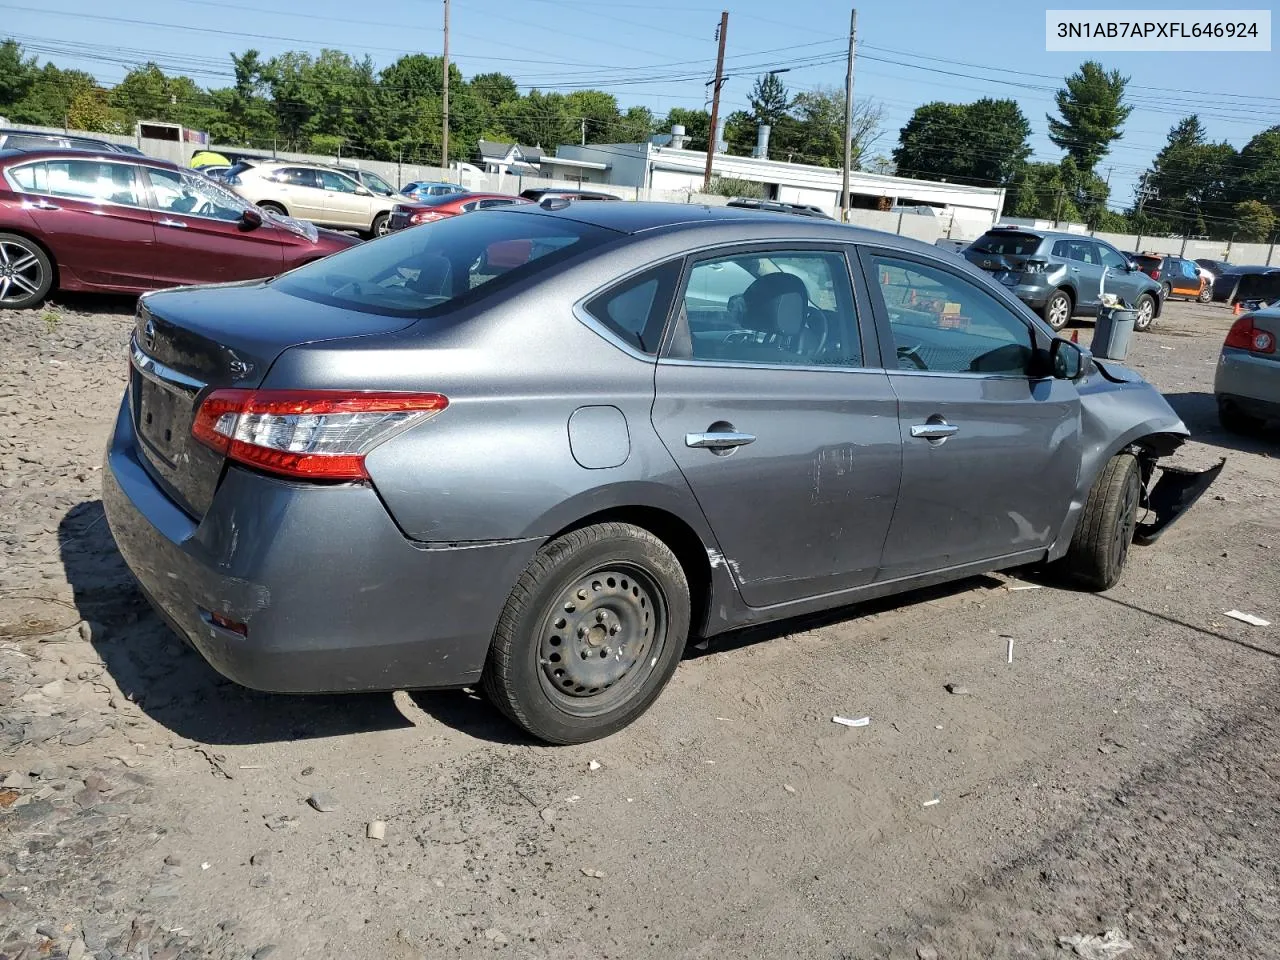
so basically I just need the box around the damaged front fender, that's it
[1134,456,1226,546]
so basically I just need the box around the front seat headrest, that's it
[743,271,808,337]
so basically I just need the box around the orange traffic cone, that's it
[1233,301,1244,316]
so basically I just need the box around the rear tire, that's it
[1197,283,1212,303]
[1161,281,1172,300]
[1133,293,1156,332]
[257,201,288,216]
[1218,398,1265,435]
[1041,289,1072,331]
[482,522,691,744]
[1061,453,1140,591]
[0,233,54,309]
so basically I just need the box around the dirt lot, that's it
[1,295,1277,960]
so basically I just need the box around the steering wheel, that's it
[897,343,927,370]
[803,305,829,356]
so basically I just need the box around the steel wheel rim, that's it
[1048,295,1069,328]
[1113,469,1139,572]
[537,563,668,717]
[1199,285,1211,302]
[0,241,43,304]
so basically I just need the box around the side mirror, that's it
[1124,260,1139,272]
[355,187,372,197]
[1051,338,1085,380]
[240,207,263,230]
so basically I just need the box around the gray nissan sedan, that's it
[103,203,1220,743]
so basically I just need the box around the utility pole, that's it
[441,0,451,176]
[581,117,587,146]
[841,9,857,222]
[702,10,728,192]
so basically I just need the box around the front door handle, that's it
[157,218,187,229]
[25,199,60,211]
[686,431,756,450]
[910,422,959,441]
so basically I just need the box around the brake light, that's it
[1022,260,1048,274]
[410,210,448,224]
[191,389,448,480]
[1224,317,1277,354]
[1148,269,1160,280]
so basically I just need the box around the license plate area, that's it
[136,374,196,468]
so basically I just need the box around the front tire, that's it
[1197,282,1212,303]
[370,213,390,239]
[257,201,288,216]
[1133,293,1156,331]
[1041,289,1072,331]
[482,523,691,744]
[0,233,54,309]
[1062,453,1140,591]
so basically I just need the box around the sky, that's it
[3,0,1278,208]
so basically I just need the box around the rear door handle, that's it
[25,199,60,211]
[157,218,187,229]
[910,422,959,440]
[686,431,756,449]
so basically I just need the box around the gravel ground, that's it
[1,294,1277,960]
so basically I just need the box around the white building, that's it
[547,141,1006,235]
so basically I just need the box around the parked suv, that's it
[1131,253,1210,302]
[965,228,1162,331]
[226,160,400,237]
[335,166,404,200]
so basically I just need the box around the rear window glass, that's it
[1132,256,1161,271]
[972,232,1043,256]
[2,134,62,150]
[274,210,615,317]
[584,262,681,354]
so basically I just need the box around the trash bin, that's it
[1092,307,1136,361]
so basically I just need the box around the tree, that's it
[749,72,790,128]
[661,108,709,150]
[1047,61,1132,174]
[1236,126,1280,214]
[67,87,125,133]
[1233,199,1276,241]
[893,98,1029,186]
[469,72,519,109]
[790,87,882,168]
[565,90,620,144]
[1004,161,1083,221]
[0,40,37,108]
[1143,115,1238,237]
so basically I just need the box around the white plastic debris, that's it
[1225,610,1270,627]
[1006,638,1014,663]
[588,759,602,771]
[366,820,386,840]
[922,798,940,808]
[832,716,870,727]
[1007,584,1042,591]
[1057,929,1134,959]
[580,868,605,879]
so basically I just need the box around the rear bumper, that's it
[1215,348,1280,414]
[102,394,540,693]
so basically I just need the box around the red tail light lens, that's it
[410,210,448,224]
[1148,269,1160,279]
[1224,317,1277,354]
[191,389,448,480]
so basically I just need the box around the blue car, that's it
[401,180,467,201]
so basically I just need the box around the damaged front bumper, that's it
[1135,456,1226,546]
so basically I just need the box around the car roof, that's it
[0,147,181,170]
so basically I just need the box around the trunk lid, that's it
[964,232,1047,285]
[129,281,419,518]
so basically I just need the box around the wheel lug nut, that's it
[609,625,619,636]
[596,611,607,623]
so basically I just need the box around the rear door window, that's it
[9,159,142,207]
[584,263,681,355]
[277,168,319,188]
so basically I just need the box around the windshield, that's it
[273,210,615,317]
[360,171,397,196]
[971,232,1044,256]
[1132,256,1161,270]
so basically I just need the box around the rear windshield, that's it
[971,232,1044,256]
[273,210,615,317]
[1131,256,1161,271]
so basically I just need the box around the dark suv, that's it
[0,128,142,155]
[966,228,1163,331]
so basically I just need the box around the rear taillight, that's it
[1148,269,1160,280]
[191,389,448,481]
[411,210,447,224]
[1021,260,1048,275]
[1224,317,1277,354]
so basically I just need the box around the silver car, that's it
[103,203,1220,743]
[1216,307,1279,432]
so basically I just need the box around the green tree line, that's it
[891,60,1280,241]
[0,39,883,175]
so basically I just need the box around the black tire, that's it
[1161,281,1172,300]
[482,522,691,744]
[1133,293,1156,332]
[0,233,54,309]
[257,201,287,216]
[1197,282,1212,303]
[1218,398,1264,435]
[1041,289,1072,331]
[1062,453,1141,591]
[369,213,390,239]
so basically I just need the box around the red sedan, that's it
[387,192,531,232]
[0,149,360,309]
